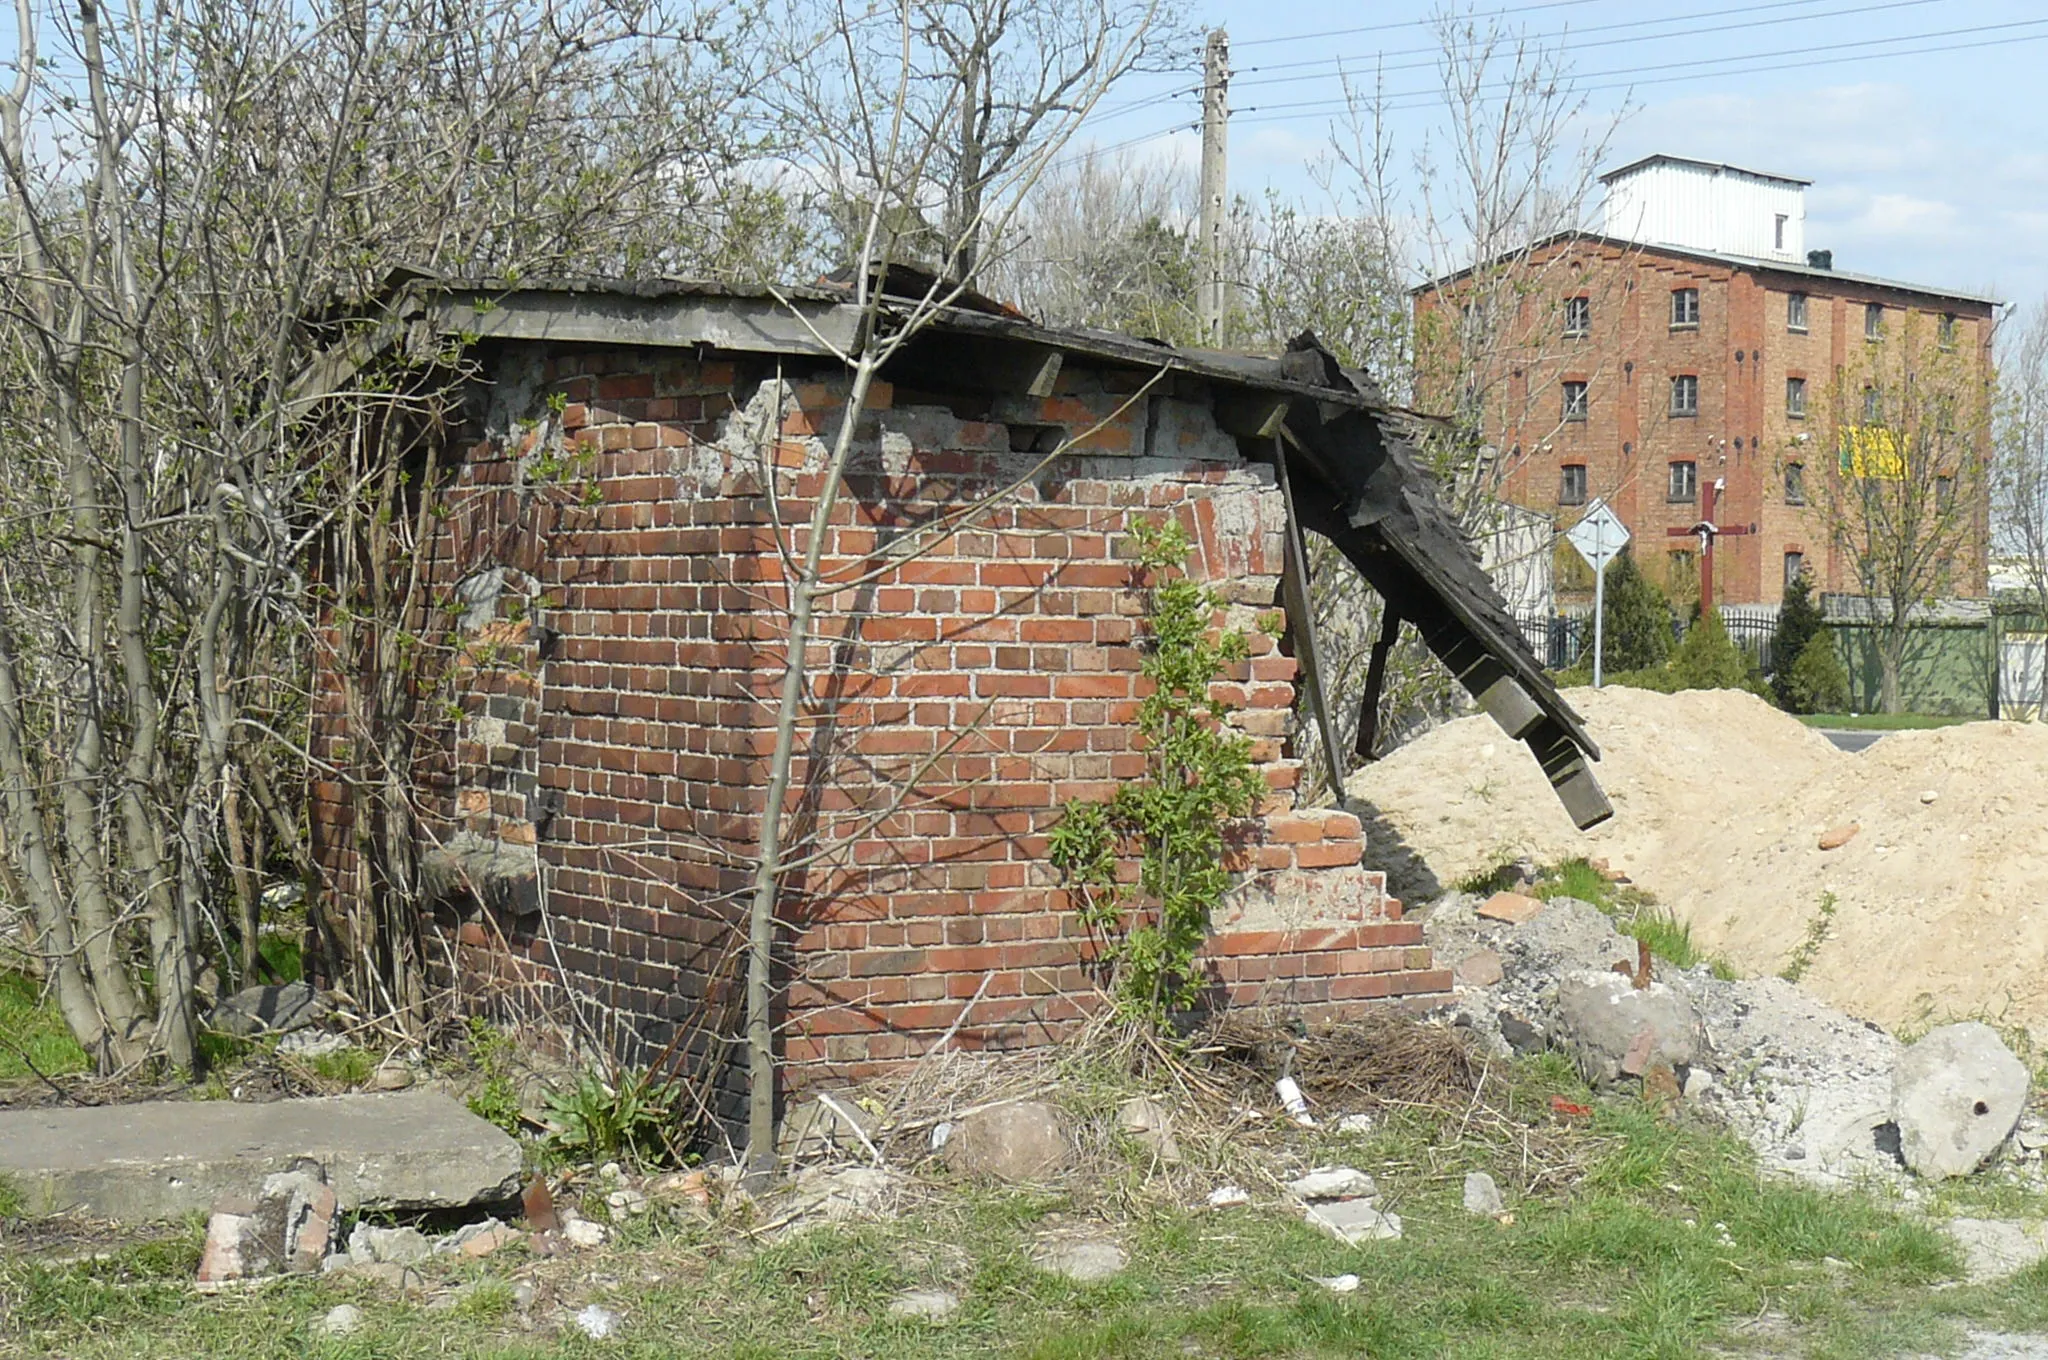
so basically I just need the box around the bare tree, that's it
[1817,321,1992,712]
[0,0,784,1070]
[1996,300,2048,615]
[733,0,1173,1173]
[982,146,1200,339]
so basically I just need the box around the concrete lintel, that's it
[0,1089,523,1223]
[427,289,863,359]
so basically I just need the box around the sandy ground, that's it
[1346,686,2048,1039]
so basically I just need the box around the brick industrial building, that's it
[1416,154,1998,606]
[305,275,1608,1118]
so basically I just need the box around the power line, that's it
[1089,0,1939,132]
[1071,21,2048,164]
[1233,15,2048,118]
[1234,0,1938,88]
[1232,0,1615,50]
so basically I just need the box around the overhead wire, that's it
[1056,16,2048,167]
[1232,0,1941,87]
[1231,0,1616,49]
[1232,15,2048,119]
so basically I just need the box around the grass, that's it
[1524,859,1738,981]
[1798,712,1977,731]
[0,971,90,1082]
[0,1051,2016,1360]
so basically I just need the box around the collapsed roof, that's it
[310,273,1610,829]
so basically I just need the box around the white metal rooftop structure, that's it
[1600,153,1809,263]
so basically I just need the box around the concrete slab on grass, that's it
[0,1089,522,1222]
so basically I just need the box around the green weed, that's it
[1781,891,1839,983]
[0,970,90,1082]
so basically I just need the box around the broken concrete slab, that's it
[209,981,322,1037]
[0,1089,523,1222]
[1893,1022,2030,1179]
[1303,1199,1402,1244]
[1945,1218,2048,1284]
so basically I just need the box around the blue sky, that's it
[1077,0,2048,313]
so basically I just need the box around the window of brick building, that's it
[1865,302,1884,340]
[1564,295,1590,337]
[1784,551,1805,590]
[1937,475,1955,509]
[1940,313,1958,349]
[1671,288,1700,328]
[1863,386,1883,423]
[1787,292,1809,332]
[1668,548,1696,588]
[1562,380,1589,421]
[1785,461,1806,505]
[1560,464,1588,504]
[1775,214,1789,251]
[1669,460,1698,502]
[1670,373,1699,417]
[1786,375,1807,418]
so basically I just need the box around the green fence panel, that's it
[1830,621,1995,716]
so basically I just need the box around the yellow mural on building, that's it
[1839,426,1905,480]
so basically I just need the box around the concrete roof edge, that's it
[1598,152,1812,187]
[1412,233,2003,308]
[378,275,1398,412]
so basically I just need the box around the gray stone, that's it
[1117,1096,1182,1164]
[1893,1023,2031,1180]
[370,1061,416,1091]
[779,1093,880,1162]
[1032,1236,1127,1282]
[0,1090,524,1222]
[562,1217,607,1248]
[940,1100,1071,1182]
[1946,1218,2048,1284]
[1462,1171,1504,1216]
[772,1165,902,1234]
[316,1304,365,1337]
[1286,1167,1376,1201]
[574,1305,622,1339]
[888,1288,961,1319]
[1303,1199,1402,1244]
[1554,972,1698,1088]
[349,1222,432,1265]
[209,982,322,1037]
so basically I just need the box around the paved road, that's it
[1817,728,1885,753]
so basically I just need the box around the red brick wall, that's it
[310,346,1445,1111]
[1416,240,1996,605]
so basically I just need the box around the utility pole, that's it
[1197,28,1230,345]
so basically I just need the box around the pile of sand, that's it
[1347,686,2048,1039]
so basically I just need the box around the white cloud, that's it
[1611,79,2038,305]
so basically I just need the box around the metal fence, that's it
[1514,606,1782,675]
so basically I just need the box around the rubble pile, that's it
[1424,888,2046,1190]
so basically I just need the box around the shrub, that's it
[1598,550,1676,673]
[1771,569,1826,710]
[1787,633,1851,714]
[1668,608,1767,696]
[1048,517,1264,1024]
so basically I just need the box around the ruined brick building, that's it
[1415,154,1997,606]
[307,275,1607,1110]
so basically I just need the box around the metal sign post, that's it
[1565,498,1630,688]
